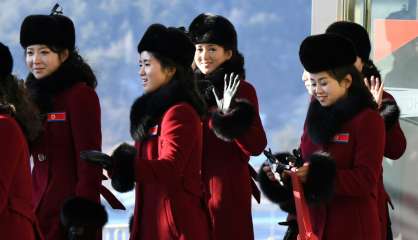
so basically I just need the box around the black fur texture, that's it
[258,162,295,214]
[60,196,108,228]
[379,99,400,131]
[211,99,255,141]
[110,143,137,193]
[130,75,204,142]
[306,87,376,144]
[26,60,91,114]
[304,152,337,203]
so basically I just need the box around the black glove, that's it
[80,150,113,170]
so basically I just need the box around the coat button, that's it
[37,153,46,162]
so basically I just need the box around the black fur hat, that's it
[20,13,75,50]
[299,33,357,73]
[188,13,237,51]
[137,23,195,67]
[0,42,13,78]
[326,21,371,62]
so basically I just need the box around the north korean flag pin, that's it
[149,125,159,136]
[333,133,349,143]
[48,112,66,122]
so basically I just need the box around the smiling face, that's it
[309,71,351,106]
[139,51,175,93]
[194,43,232,74]
[25,44,68,79]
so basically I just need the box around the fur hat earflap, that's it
[60,197,107,233]
[379,99,400,131]
[210,99,255,141]
[111,143,137,193]
[304,152,336,203]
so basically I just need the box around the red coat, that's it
[300,108,385,240]
[31,83,102,240]
[130,103,210,240]
[203,80,267,240]
[377,91,406,240]
[0,114,41,239]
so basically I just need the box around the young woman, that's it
[0,42,42,239]
[20,8,109,240]
[188,13,267,240]
[262,33,385,240]
[85,23,210,239]
[326,21,406,240]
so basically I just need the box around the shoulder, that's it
[0,114,21,136]
[383,91,396,102]
[66,83,97,98]
[352,108,384,126]
[163,102,200,123]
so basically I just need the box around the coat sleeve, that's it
[134,104,201,186]
[334,111,385,197]
[381,92,406,160]
[68,86,102,202]
[0,118,21,213]
[210,81,267,157]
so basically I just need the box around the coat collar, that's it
[130,78,190,141]
[306,88,377,144]
[26,61,87,114]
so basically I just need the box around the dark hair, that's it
[327,64,377,109]
[362,59,381,84]
[0,74,42,142]
[28,45,98,89]
[152,52,207,116]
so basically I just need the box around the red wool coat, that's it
[130,103,210,240]
[31,83,102,240]
[377,91,406,240]
[203,80,267,240]
[0,114,41,239]
[300,109,385,240]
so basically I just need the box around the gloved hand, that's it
[212,73,240,113]
[80,150,113,170]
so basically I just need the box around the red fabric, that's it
[203,80,267,240]
[300,109,385,240]
[289,171,318,240]
[0,115,41,239]
[130,103,210,240]
[31,83,102,240]
[377,91,406,240]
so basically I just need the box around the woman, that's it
[299,33,384,239]
[20,7,108,240]
[188,13,267,240]
[85,23,211,239]
[326,21,406,240]
[0,42,42,239]
[262,33,385,240]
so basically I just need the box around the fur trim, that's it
[130,77,204,141]
[26,60,90,114]
[110,143,137,193]
[379,99,400,131]
[304,152,336,203]
[60,197,107,228]
[258,163,295,213]
[306,87,376,144]
[211,99,255,141]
